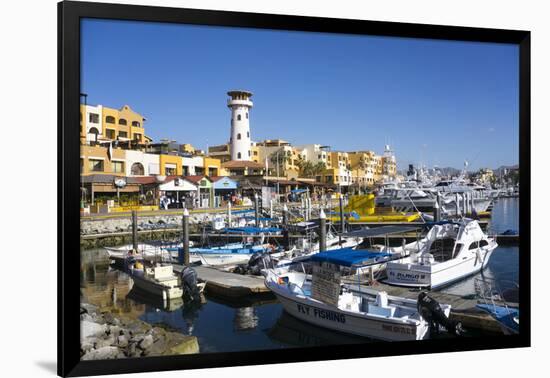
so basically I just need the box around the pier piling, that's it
[182,208,190,266]
[254,193,260,227]
[131,210,138,252]
[319,209,327,252]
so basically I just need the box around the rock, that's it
[81,321,107,340]
[138,335,153,351]
[81,346,120,360]
[168,336,200,355]
[103,312,116,324]
[80,341,94,354]
[80,313,94,322]
[148,338,168,356]
[117,335,129,348]
[81,303,98,314]
[108,325,121,336]
[94,335,115,349]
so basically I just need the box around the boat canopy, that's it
[342,225,422,238]
[223,227,282,234]
[291,189,308,194]
[311,248,392,267]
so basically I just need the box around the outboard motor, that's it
[417,292,464,336]
[180,266,200,301]
[246,252,275,276]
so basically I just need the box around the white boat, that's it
[105,242,193,261]
[385,220,497,289]
[264,268,452,341]
[129,264,184,300]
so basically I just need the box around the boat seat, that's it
[369,292,396,317]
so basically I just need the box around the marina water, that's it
[81,198,519,351]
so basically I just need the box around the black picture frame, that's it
[58,1,531,376]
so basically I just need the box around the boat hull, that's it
[130,274,183,300]
[385,246,496,289]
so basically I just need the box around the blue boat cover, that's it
[476,304,519,333]
[311,248,392,267]
[223,227,282,234]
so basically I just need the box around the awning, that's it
[311,248,392,267]
[341,225,422,238]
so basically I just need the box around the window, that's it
[237,133,241,140]
[195,167,204,175]
[133,133,142,141]
[105,116,116,124]
[479,240,489,248]
[453,243,463,257]
[80,159,84,174]
[253,151,258,156]
[182,166,189,176]
[118,118,127,125]
[112,161,124,173]
[208,168,218,176]
[118,131,128,138]
[318,154,321,159]
[131,162,144,176]
[237,114,241,121]
[237,152,241,159]
[165,167,176,176]
[248,150,251,157]
[247,131,249,138]
[105,129,115,139]
[131,121,140,127]
[89,113,99,123]
[468,241,479,250]
[88,159,104,172]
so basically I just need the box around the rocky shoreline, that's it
[80,302,199,360]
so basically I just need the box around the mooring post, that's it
[131,210,138,252]
[339,194,345,245]
[319,209,327,252]
[227,201,232,228]
[254,193,260,227]
[182,207,190,266]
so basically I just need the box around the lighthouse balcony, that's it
[227,99,253,107]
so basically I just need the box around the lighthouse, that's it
[227,90,253,161]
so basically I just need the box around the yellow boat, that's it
[328,194,421,223]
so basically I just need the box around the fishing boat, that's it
[384,220,497,289]
[264,264,455,341]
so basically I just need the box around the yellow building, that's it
[202,156,225,176]
[80,103,152,147]
[159,154,183,176]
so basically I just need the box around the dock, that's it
[173,264,271,297]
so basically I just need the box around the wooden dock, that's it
[172,264,271,298]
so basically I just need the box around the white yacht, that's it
[384,220,497,289]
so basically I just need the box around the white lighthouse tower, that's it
[227,90,253,161]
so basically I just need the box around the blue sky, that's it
[81,19,519,170]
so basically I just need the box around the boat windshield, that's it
[452,243,463,258]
